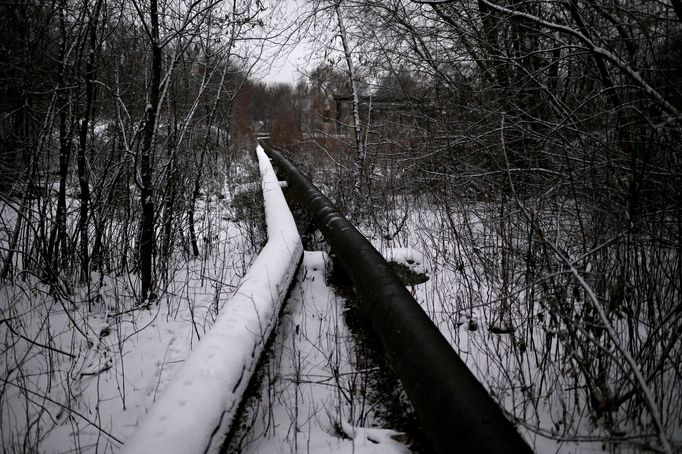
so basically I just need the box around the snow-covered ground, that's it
[228,251,409,454]
[121,146,302,453]
[1,163,260,453]
[0,146,410,454]
[4,147,679,453]
[359,201,682,453]
[1,232,251,453]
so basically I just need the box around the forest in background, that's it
[2,0,682,452]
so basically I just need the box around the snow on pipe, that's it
[121,146,303,454]
[259,140,534,454]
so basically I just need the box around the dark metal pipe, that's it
[260,141,533,454]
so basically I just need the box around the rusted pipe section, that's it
[259,140,533,454]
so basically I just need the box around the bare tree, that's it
[292,0,682,449]
[334,1,366,192]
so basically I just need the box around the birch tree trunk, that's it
[334,1,365,192]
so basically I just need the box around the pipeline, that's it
[259,140,533,454]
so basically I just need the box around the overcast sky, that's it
[254,0,301,86]
[261,43,309,85]
[257,0,320,86]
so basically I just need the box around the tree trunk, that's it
[48,7,73,281]
[335,1,365,192]
[77,0,102,282]
[139,0,162,303]
[161,134,178,271]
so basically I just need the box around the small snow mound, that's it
[381,247,429,275]
[382,247,429,285]
[304,250,332,273]
[338,419,411,454]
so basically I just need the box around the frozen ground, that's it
[0,166,258,453]
[228,251,409,454]
[1,146,407,454]
[4,150,679,453]
[121,146,302,453]
[361,203,682,453]
[0,229,251,453]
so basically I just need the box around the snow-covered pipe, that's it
[259,140,532,454]
[121,146,302,454]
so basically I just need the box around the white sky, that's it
[257,0,318,86]
[261,42,310,85]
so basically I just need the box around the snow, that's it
[121,146,302,454]
[380,247,429,277]
[0,186,260,453]
[356,202,682,453]
[6,145,671,452]
[231,251,410,454]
